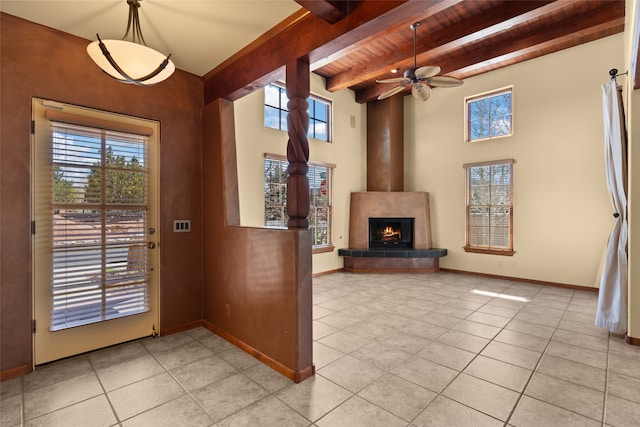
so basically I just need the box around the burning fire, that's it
[382,226,401,241]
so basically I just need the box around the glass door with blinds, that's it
[32,99,160,365]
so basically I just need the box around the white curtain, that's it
[595,80,628,334]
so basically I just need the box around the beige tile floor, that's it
[3,271,640,426]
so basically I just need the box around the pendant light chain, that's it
[87,0,174,85]
[123,0,147,46]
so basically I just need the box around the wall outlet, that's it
[173,220,191,232]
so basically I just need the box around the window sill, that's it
[465,133,512,143]
[313,245,335,254]
[464,246,515,256]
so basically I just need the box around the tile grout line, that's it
[503,286,568,426]
[20,374,25,427]
[504,291,610,426]
[144,331,305,426]
[86,337,215,425]
[434,280,541,426]
[314,276,445,425]
[601,332,611,427]
[21,355,115,425]
[321,276,554,426]
[400,278,539,426]
[315,274,609,426]
[319,274,615,426]
[13,273,622,427]
[86,354,122,426]
[142,335,224,424]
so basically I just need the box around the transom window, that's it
[264,155,334,251]
[264,83,331,142]
[465,87,513,142]
[464,160,514,255]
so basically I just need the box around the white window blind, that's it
[49,121,150,330]
[263,155,334,248]
[308,163,332,248]
[264,157,288,228]
[464,160,514,255]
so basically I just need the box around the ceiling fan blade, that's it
[412,83,431,101]
[414,66,441,79]
[376,77,409,84]
[429,75,463,87]
[377,84,408,100]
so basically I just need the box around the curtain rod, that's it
[609,68,628,81]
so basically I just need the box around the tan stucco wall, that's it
[405,33,623,288]
[233,73,367,275]
[234,35,624,286]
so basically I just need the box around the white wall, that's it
[405,34,624,287]
[234,73,367,275]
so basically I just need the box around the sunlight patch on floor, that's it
[472,289,530,302]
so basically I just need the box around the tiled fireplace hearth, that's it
[338,192,447,273]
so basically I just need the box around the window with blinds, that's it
[464,160,514,255]
[264,155,334,251]
[49,121,150,330]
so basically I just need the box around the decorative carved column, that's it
[286,57,310,228]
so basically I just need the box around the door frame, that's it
[31,98,161,365]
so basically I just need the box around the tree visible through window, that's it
[48,122,151,330]
[264,156,334,250]
[466,87,512,142]
[84,146,145,204]
[264,83,331,142]
[464,160,514,255]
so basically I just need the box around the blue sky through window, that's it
[467,89,512,141]
[264,83,331,142]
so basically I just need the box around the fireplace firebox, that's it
[369,217,414,249]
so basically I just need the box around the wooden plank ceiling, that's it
[204,0,625,104]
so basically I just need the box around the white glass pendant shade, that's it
[87,39,175,85]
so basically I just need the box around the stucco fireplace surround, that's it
[339,96,446,272]
[338,191,447,273]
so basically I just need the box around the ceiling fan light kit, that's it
[86,0,175,86]
[376,22,463,101]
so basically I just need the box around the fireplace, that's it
[369,217,414,249]
[338,192,447,273]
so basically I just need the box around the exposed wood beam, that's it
[202,8,308,102]
[203,0,458,103]
[452,20,624,77]
[308,0,465,70]
[326,0,558,92]
[294,0,355,24]
[357,2,625,103]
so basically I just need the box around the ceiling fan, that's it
[376,22,463,101]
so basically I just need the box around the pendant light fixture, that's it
[87,0,175,86]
